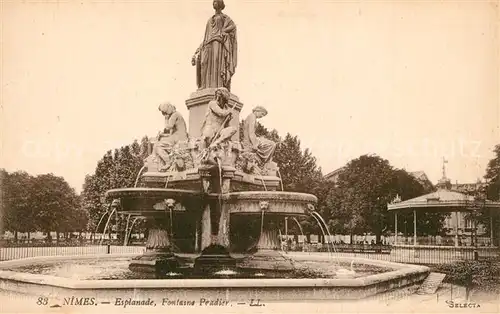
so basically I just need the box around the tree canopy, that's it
[81,137,150,235]
[324,155,443,242]
[0,170,84,241]
[485,144,500,201]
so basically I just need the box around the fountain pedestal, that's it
[193,244,236,274]
[256,228,281,250]
[194,166,238,272]
[240,218,295,271]
[198,166,235,250]
[129,220,180,275]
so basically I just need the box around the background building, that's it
[324,167,344,186]
[409,171,434,192]
[405,164,490,243]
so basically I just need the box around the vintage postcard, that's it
[1,0,499,313]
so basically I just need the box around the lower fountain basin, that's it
[0,253,429,304]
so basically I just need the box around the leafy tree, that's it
[328,155,443,243]
[0,169,7,237]
[274,134,323,193]
[3,171,37,241]
[81,174,101,234]
[465,144,500,245]
[254,122,280,143]
[82,150,117,236]
[1,171,81,242]
[484,144,500,201]
[69,208,89,234]
[81,136,151,237]
[333,155,395,242]
[31,174,81,241]
[464,175,497,246]
[111,146,138,188]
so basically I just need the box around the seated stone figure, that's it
[242,106,277,165]
[200,87,237,150]
[149,102,188,171]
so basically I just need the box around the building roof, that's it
[409,170,432,182]
[387,189,500,212]
[410,171,427,179]
[324,167,344,180]
[451,182,487,193]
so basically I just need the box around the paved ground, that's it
[1,287,498,314]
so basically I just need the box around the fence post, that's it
[107,244,111,254]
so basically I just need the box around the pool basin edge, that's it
[0,253,429,302]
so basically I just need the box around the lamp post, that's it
[472,182,487,258]
[284,217,288,251]
[285,217,288,238]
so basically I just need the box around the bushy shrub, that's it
[435,259,500,293]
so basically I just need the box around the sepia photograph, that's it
[1,0,499,313]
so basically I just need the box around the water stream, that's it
[123,214,132,245]
[94,210,109,239]
[258,170,268,191]
[169,204,174,238]
[311,211,337,253]
[309,212,332,257]
[124,217,143,245]
[277,168,284,192]
[292,217,304,238]
[100,208,117,245]
[124,214,132,234]
[134,165,146,187]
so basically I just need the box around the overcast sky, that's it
[1,0,499,193]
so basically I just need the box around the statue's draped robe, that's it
[242,113,276,164]
[197,13,237,90]
[154,112,188,168]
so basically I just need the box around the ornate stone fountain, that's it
[105,0,317,275]
[0,3,431,308]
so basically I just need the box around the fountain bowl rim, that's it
[0,253,429,290]
[217,191,318,203]
[105,188,202,199]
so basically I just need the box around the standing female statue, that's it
[191,0,237,91]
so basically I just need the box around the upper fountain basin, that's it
[105,188,202,216]
[214,191,317,216]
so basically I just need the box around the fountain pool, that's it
[2,256,391,280]
[0,253,429,305]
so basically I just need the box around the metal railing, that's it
[285,243,499,265]
[0,245,145,261]
[0,242,498,265]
